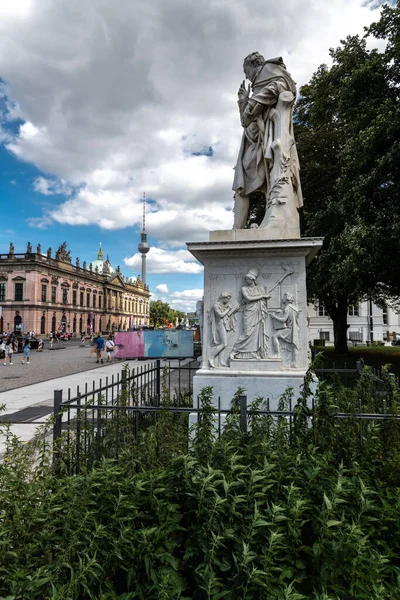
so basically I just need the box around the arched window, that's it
[79,316,83,333]
[99,317,102,333]
[40,315,46,335]
[73,316,77,333]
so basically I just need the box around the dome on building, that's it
[91,244,115,275]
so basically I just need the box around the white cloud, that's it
[33,176,72,196]
[0,0,384,250]
[152,287,204,313]
[124,247,203,274]
[156,283,169,294]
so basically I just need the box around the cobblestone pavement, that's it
[0,340,129,393]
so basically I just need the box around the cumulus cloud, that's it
[156,283,169,294]
[0,0,384,248]
[124,247,203,274]
[151,287,204,313]
[33,176,72,196]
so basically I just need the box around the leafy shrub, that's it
[1,372,400,598]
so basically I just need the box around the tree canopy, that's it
[294,2,400,352]
[150,299,185,328]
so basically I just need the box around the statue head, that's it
[243,52,265,69]
[245,267,259,282]
[283,292,294,304]
[219,292,232,304]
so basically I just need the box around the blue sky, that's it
[0,0,384,312]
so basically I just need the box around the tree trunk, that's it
[329,295,349,354]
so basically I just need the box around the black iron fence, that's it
[50,359,400,474]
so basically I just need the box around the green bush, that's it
[1,372,400,598]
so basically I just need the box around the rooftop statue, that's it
[233,53,303,237]
[55,242,72,263]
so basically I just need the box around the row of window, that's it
[318,303,388,324]
[0,282,148,313]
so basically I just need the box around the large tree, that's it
[294,3,400,353]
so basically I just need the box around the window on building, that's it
[98,295,102,309]
[80,291,84,306]
[318,303,328,317]
[14,282,23,301]
[124,300,127,311]
[72,290,77,306]
[348,304,359,317]
[51,286,57,303]
[40,315,46,334]
[93,294,96,308]
[41,284,47,302]
[319,331,330,341]
[87,292,90,307]
[0,283,5,302]
[62,288,68,305]
[382,303,388,325]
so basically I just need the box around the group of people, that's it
[91,334,115,364]
[0,333,31,365]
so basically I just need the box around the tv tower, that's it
[137,192,150,285]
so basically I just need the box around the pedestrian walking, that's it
[4,334,14,365]
[21,338,31,364]
[94,333,105,364]
[105,336,115,362]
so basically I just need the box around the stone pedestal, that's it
[187,232,323,411]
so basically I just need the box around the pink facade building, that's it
[0,242,150,336]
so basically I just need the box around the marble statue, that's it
[83,261,87,270]
[47,247,52,259]
[26,242,32,254]
[36,243,41,254]
[230,268,270,360]
[271,292,300,366]
[89,263,93,272]
[209,292,236,368]
[9,242,14,255]
[232,52,303,234]
[55,242,72,263]
[76,257,80,268]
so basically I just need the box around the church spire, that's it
[97,242,103,260]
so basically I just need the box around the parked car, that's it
[16,336,44,352]
[391,339,400,346]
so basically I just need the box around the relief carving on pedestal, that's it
[208,292,237,368]
[270,292,300,367]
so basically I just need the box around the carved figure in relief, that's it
[209,292,236,368]
[230,268,270,360]
[271,292,300,367]
[232,52,302,233]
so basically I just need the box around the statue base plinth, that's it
[187,232,323,414]
[192,371,317,412]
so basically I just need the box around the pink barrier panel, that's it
[114,331,145,359]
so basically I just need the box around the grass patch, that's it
[315,345,400,377]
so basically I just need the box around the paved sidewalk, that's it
[0,360,153,454]
[0,358,195,455]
